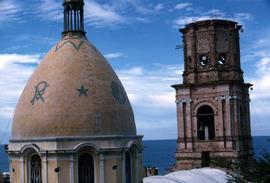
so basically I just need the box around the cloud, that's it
[117,64,182,105]
[243,28,270,100]
[0,54,38,69]
[34,0,124,27]
[84,0,125,27]
[104,52,124,59]
[154,3,164,11]
[33,0,159,28]
[120,67,144,75]
[134,17,151,23]
[256,57,270,72]
[173,8,253,27]
[35,0,62,21]
[116,64,183,139]
[238,26,270,136]
[84,0,158,26]
[174,3,192,10]
[0,54,39,116]
[234,13,253,22]
[0,53,39,143]
[0,0,23,23]
[120,0,153,14]
[0,107,14,119]
[249,57,270,100]
[173,16,210,27]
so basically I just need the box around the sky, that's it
[0,0,270,143]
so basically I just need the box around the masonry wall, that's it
[173,20,253,170]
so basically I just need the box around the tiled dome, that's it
[11,34,136,139]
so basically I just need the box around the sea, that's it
[0,136,269,175]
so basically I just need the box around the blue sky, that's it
[0,0,270,143]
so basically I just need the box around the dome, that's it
[11,34,136,139]
[144,168,229,183]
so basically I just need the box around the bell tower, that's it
[172,19,253,170]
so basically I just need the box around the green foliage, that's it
[211,156,234,170]
[211,151,270,183]
[227,175,247,183]
[253,152,270,182]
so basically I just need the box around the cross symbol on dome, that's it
[77,85,88,97]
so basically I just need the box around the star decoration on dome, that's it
[77,85,88,97]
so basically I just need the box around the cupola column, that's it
[100,154,105,183]
[63,0,85,36]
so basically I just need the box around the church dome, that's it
[11,33,136,139]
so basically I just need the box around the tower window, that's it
[197,105,215,140]
[198,54,209,67]
[217,53,226,65]
[188,56,192,63]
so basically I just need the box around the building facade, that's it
[173,20,253,170]
[7,0,143,182]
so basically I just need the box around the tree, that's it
[211,152,270,183]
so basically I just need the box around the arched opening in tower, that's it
[29,154,42,183]
[197,105,215,140]
[78,153,94,183]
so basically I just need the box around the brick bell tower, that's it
[172,19,253,170]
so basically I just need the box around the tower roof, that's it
[178,19,244,85]
[180,19,242,33]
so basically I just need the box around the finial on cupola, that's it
[62,0,85,36]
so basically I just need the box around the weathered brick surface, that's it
[173,20,253,170]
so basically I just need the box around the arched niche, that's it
[75,144,98,183]
[78,153,95,183]
[125,151,132,183]
[20,144,40,157]
[19,144,42,183]
[29,154,42,183]
[197,105,215,140]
